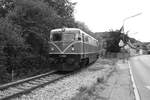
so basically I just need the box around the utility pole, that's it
[123,12,142,25]
[120,12,142,62]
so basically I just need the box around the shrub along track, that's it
[0,70,76,100]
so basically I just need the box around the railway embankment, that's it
[11,58,119,100]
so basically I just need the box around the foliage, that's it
[95,30,129,53]
[44,0,76,18]
[0,17,27,83]
[0,0,15,17]
[8,0,57,30]
[105,30,121,52]
[75,21,96,39]
[0,18,25,55]
[76,21,93,34]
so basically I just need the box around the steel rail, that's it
[0,73,70,100]
[0,69,79,100]
[0,70,56,90]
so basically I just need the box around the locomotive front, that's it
[48,28,83,71]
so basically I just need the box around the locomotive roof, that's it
[51,28,80,32]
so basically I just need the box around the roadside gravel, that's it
[12,58,115,100]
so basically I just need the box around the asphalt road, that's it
[129,55,150,100]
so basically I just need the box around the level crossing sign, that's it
[119,40,124,47]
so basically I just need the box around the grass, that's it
[71,75,107,100]
[71,60,117,100]
[72,83,108,100]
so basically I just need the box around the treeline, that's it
[95,28,147,57]
[95,29,129,53]
[0,0,91,84]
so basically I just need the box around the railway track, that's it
[0,70,71,100]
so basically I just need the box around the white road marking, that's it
[128,61,141,100]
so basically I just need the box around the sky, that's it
[71,0,150,42]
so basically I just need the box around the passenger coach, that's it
[48,28,99,71]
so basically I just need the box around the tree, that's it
[44,0,76,18]
[76,21,94,36]
[96,28,131,53]
[0,0,15,17]
[105,30,121,52]
[0,17,27,82]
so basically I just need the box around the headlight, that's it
[71,47,75,51]
[51,47,54,51]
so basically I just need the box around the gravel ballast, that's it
[13,58,115,100]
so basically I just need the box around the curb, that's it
[127,61,141,100]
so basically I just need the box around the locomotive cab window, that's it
[51,33,62,41]
[84,35,89,42]
[51,32,75,41]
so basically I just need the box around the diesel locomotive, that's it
[48,28,99,71]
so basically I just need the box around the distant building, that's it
[139,49,143,55]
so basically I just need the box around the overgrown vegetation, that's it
[95,29,129,53]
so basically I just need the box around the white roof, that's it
[51,28,81,33]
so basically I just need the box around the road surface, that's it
[129,55,150,100]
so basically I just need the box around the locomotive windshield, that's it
[52,33,62,41]
[63,33,75,41]
[51,32,75,41]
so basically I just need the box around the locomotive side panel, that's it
[82,32,99,64]
[83,43,98,63]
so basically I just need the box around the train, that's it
[48,28,99,71]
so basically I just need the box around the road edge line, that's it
[127,61,140,100]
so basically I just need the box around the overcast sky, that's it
[71,0,150,42]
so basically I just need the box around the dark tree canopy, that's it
[95,30,129,53]
[44,0,76,18]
